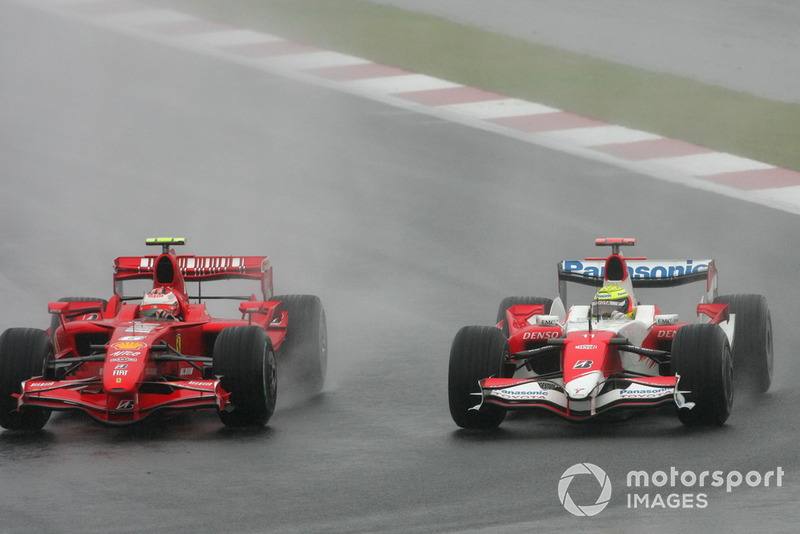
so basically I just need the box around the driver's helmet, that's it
[140,287,180,320]
[591,284,633,319]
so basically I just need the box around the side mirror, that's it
[654,314,679,325]
[535,315,561,327]
[48,302,70,315]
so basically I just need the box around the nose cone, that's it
[564,371,604,400]
[103,340,149,394]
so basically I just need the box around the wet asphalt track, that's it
[1,2,800,532]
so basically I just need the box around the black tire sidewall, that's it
[448,325,508,429]
[671,323,733,426]
[714,294,772,393]
[0,328,53,430]
[273,294,327,393]
[213,325,276,427]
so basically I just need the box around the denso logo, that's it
[522,331,561,340]
[563,260,708,279]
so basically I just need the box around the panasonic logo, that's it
[563,260,708,279]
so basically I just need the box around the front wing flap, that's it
[476,376,686,420]
[17,377,229,425]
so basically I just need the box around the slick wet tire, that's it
[496,297,553,336]
[671,323,733,426]
[714,294,773,393]
[0,328,52,430]
[214,326,277,427]
[273,295,327,394]
[448,326,508,429]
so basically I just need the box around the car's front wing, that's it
[16,377,229,425]
[476,376,689,421]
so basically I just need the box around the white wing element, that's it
[673,374,696,410]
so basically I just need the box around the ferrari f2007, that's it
[0,238,326,430]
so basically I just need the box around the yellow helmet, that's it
[592,285,633,319]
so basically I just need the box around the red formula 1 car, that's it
[448,238,772,429]
[0,238,326,430]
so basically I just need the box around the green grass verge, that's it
[150,0,800,172]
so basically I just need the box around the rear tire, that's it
[714,294,772,393]
[274,295,327,394]
[0,328,53,430]
[213,326,277,427]
[671,323,733,426]
[496,297,553,336]
[448,326,508,429]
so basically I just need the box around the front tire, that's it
[448,326,508,429]
[714,294,772,393]
[213,326,277,427]
[671,323,733,426]
[0,328,53,430]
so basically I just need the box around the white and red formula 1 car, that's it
[448,238,772,429]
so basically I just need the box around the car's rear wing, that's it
[557,258,718,304]
[114,255,274,300]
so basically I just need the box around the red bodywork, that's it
[17,246,285,425]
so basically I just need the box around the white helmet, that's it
[140,288,180,320]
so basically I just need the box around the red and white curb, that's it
[22,0,800,215]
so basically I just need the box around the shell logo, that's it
[112,341,146,350]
